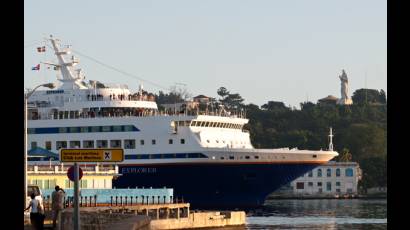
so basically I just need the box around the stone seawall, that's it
[59,208,150,230]
[150,211,246,229]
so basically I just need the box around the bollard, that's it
[163,196,166,204]
[94,195,97,207]
[89,196,92,207]
[125,196,128,206]
[85,196,88,207]
[170,196,173,204]
[135,196,138,205]
[80,196,83,207]
[142,196,144,205]
[120,196,123,206]
[130,196,133,206]
[158,196,160,204]
[111,196,113,206]
[115,196,118,206]
[152,196,155,205]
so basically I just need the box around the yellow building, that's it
[28,164,120,190]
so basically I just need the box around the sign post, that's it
[73,162,80,230]
[60,148,124,230]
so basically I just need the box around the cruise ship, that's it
[26,37,338,208]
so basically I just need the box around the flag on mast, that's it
[31,64,40,71]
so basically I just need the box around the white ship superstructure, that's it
[26,37,338,208]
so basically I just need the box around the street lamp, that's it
[24,83,56,209]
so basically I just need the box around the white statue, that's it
[337,69,353,105]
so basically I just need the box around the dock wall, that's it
[150,211,246,229]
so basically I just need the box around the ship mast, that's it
[48,35,88,89]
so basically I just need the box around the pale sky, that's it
[24,0,386,108]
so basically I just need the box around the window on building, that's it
[110,140,122,148]
[317,182,322,186]
[56,141,67,150]
[83,140,94,148]
[345,168,354,177]
[308,171,313,177]
[31,142,37,149]
[318,188,323,193]
[336,168,341,177]
[101,126,111,132]
[80,180,88,188]
[140,140,145,145]
[124,139,136,149]
[152,139,156,145]
[327,168,332,177]
[180,139,185,144]
[317,169,322,177]
[296,182,304,189]
[169,139,173,144]
[45,141,52,150]
[347,188,353,193]
[308,182,313,187]
[336,188,341,193]
[112,126,123,132]
[80,127,89,133]
[97,140,108,148]
[326,182,332,191]
[336,182,341,186]
[69,141,81,148]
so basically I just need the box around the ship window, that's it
[90,126,100,132]
[69,141,81,148]
[190,121,196,126]
[83,140,94,148]
[229,156,234,160]
[215,140,219,143]
[124,139,135,149]
[207,140,210,143]
[58,127,68,133]
[56,141,67,150]
[220,157,225,160]
[245,156,250,159]
[101,126,111,132]
[140,140,145,145]
[180,139,185,144]
[308,182,313,187]
[97,140,108,148]
[317,182,322,186]
[152,139,156,145]
[112,126,123,132]
[200,122,206,127]
[169,139,173,144]
[31,142,37,149]
[45,141,52,150]
[110,140,121,148]
[313,154,317,158]
[254,156,259,159]
[123,125,134,131]
[80,127,89,133]
[69,127,79,133]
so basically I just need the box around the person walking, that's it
[51,185,66,229]
[24,193,44,230]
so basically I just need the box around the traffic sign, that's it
[67,166,83,181]
[60,148,124,162]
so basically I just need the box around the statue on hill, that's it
[337,69,353,105]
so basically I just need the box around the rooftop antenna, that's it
[328,127,334,151]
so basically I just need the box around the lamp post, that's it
[24,83,56,209]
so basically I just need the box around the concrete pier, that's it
[57,203,245,230]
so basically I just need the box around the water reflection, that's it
[245,199,387,230]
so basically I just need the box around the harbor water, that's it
[246,199,387,229]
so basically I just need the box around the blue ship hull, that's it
[113,163,320,209]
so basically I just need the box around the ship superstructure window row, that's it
[176,120,243,130]
[125,153,208,160]
[28,125,139,134]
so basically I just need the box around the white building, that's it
[272,161,361,198]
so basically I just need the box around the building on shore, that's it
[269,161,361,198]
[28,163,120,190]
